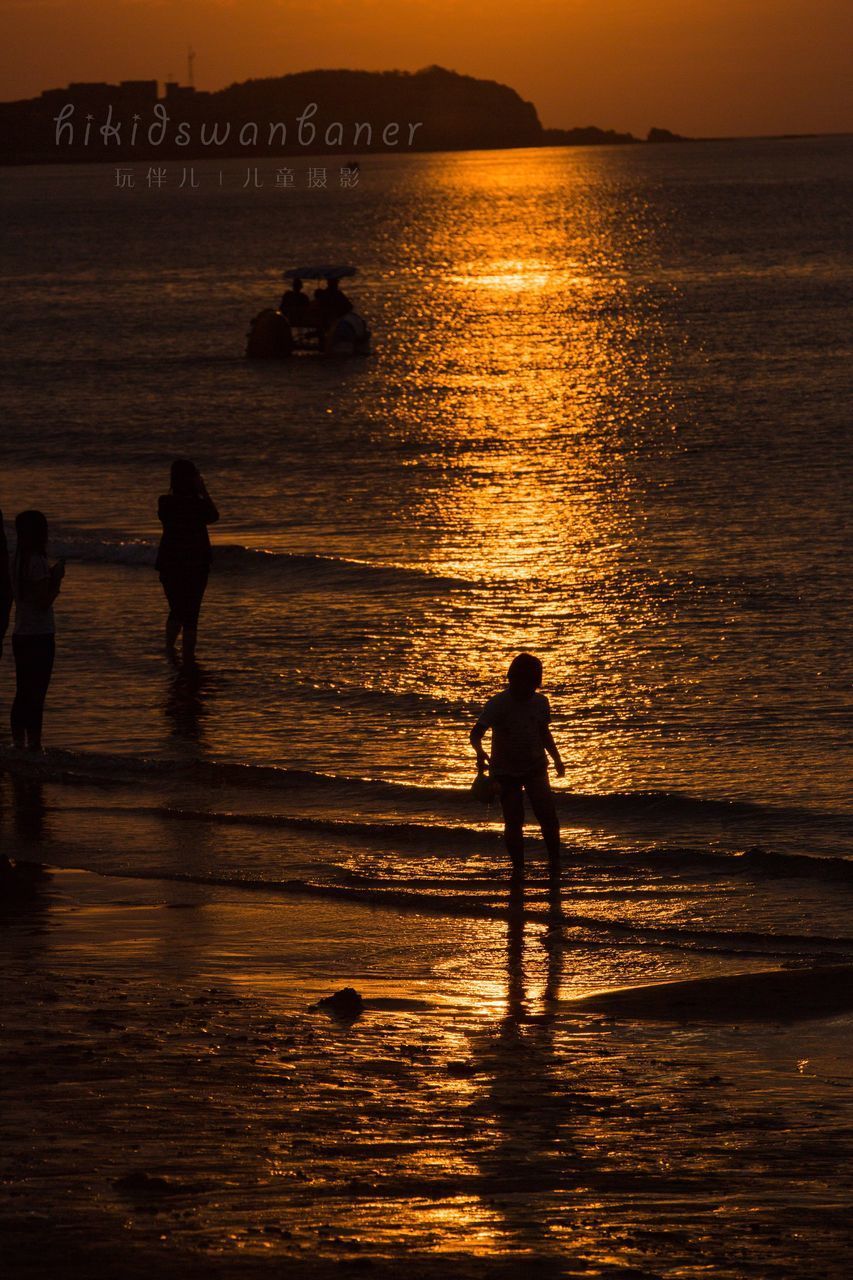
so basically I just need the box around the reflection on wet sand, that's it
[463,878,571,1255]
[1,863,852,1276]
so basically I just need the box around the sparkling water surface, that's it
[0,138,851,850]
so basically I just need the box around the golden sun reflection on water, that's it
[451,262,554,293]
[385,150,683,788]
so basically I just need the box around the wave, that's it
[213,548,471,592]
[302,680,476,718]
[3,746,848,828]
[4,745,852,886]
[83,865,853,958]
[61,801,853,886]
[37,524,823,607]
[46,525,473,591]
[48,529,157,567]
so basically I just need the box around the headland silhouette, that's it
[0,66,695,165]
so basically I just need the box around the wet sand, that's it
[2,868,853,1279]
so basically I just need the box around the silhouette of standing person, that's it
[471,652,565,880]
[10,510,65,752]
[155,459,219,666]
[0,509,12,658]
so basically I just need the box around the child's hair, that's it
[506,652,543,690]
[170,458,199,496]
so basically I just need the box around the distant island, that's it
[0,66,692,165]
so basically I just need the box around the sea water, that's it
[0,139,851,935]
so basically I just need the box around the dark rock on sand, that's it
[315,987,364,1019]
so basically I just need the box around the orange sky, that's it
[1,0,851,136]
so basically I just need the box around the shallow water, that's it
[1,138,852,1003]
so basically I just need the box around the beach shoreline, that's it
[2,866,853,1278]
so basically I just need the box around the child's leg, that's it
[165,612,181,650]
[526,770,560,870]
[162,576,181,653]
[10,637,30,749]
[25,635,55,749]
[497,777,525,871]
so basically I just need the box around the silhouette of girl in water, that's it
[155,459,219,666]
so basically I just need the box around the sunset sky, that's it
[1,0,851,137]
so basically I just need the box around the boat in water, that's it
[246,264,371,359]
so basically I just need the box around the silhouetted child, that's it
[471,652,565,878]
[156,459,219,665]
[11,510,64,751]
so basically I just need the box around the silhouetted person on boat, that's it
[314,276,353,326]
[0,508,12,658]
[471,653,565,880]
[156,459,219,666]
[10,510,64,751]
[280,277,310,323]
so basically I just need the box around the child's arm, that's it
[541,726,565,777]
[470,722,490,773]
[28,561,64,612]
